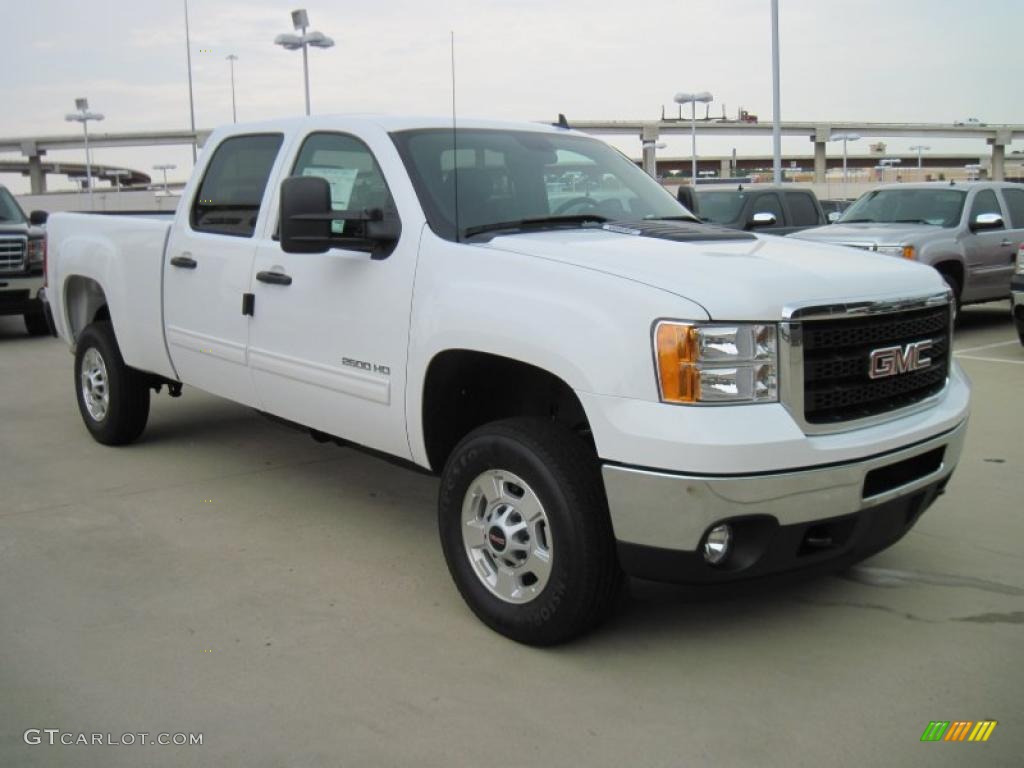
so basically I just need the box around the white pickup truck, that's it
[43,116,970,645]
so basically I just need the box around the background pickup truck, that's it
[792,181,1024,313]
[678,184,828,234]
[45,116,970,645]
[0,185,50,335]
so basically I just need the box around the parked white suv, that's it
[43,116,970,644]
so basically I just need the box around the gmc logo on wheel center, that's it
[868,339,934,379]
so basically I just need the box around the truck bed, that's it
[47,211,177,381]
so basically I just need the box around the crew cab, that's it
[792,182,1024,313]
[684,184,828,234]
[0,185,49,335]
[44,116,971,645]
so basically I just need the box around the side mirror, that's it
[827,211,842,223]
[970,212,1003,231]
[748,211,777,229]
[279,175,401,259]
[29,210,48,226]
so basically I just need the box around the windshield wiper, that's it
[647,214,702,223]
[463,214,607,239]
[892,219,937,225]
[841,218,877,223]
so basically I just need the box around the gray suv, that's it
[792,182,1024,312]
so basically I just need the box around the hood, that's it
[475,226,946,320]
[791,222,942,244]
[0,221,32,237]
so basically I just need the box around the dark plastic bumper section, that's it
[617,477,947,584]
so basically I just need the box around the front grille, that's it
[0,236,26,272]
[802,305,951,424]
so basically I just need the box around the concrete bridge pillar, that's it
[720,158,731,179]
[988,131,1011,181]
[640,124,660,178]
[813,141,827,183]
[21,141,47,194]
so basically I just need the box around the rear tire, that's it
[74,321,150,445]
[439,418,622,645]
[24,311,49,336]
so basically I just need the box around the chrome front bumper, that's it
[602,418,967,553]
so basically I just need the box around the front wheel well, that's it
[421,350,593,473]
[932,260,964,294]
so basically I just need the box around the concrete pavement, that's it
[0,304,1021,767]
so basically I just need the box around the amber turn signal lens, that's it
[656,323,698,402]
[902,245,916,260]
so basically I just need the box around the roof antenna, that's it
[554,113,570,129]
[450,31,460,242]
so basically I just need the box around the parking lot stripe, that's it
[954,339,1019,354]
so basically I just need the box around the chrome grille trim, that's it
[779,290,954,435]
[0,235,27,272]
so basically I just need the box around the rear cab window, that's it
[784,192,819,227]
[191,134,284,237]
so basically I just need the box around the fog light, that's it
[703,524,732,565]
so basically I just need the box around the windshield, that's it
[839,188,966,228]
[391,128,692,240]
[0,187,27,224]
[695,191,747,225]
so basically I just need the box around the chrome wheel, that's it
[461,469,553,604]
[80,347,109,422]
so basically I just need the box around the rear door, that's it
[247,130,418,459]
[962,188,1014,301]
[782,190,823,234]
[163,133,284,405]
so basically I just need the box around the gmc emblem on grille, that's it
[868,339,933,379]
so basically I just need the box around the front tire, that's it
[439,418,622,645]
[74,321,150,445]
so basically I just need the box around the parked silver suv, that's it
[792,182,1024,312]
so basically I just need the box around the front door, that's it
[247,131,418,459]
[962,188,1014,302]
[164,133,284,405]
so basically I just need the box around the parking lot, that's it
[0,303,1021,767]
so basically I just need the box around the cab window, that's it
[751,193,784,225]
[969,189,1004,228]
[191,134,283,237]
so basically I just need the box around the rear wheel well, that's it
[422,350,593,472]
[64,276,109,342]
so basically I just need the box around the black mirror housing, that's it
[29,210,48,226]
[280,176,332,254]
[279,175,401,258]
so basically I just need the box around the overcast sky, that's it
[4,0,1023,192]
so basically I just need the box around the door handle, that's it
[170,254,197,269]
[1000,239,1012,247]
[256,270,292,286]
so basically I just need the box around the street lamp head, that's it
[673,91,713,105]
[909,145,930,151]
[291,8,309,30]
[305,30,335,48]
[227,53,238,61]
[830,132,861,142]
[153,163,177,171]
[274,32,303,49]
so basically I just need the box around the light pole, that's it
[274,9,334,116]
[830,132,860,189]
[909,144,930,177]
[65,98,104,209]
[673,91,713,185]
[770,0,782,184]
[226,54,238,123]
[153,163,176,194]
[183,0,197,162]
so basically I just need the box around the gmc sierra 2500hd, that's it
[44,116,970,645]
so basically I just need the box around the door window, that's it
[784,192,819,227]
[1000,188,1024,228]
[190,134,283,237]
[968,189,1004,228]
[290,132,396,237]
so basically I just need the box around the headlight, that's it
[26,237,45,266]
[875,245,915,260]
[654,322,778,404]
